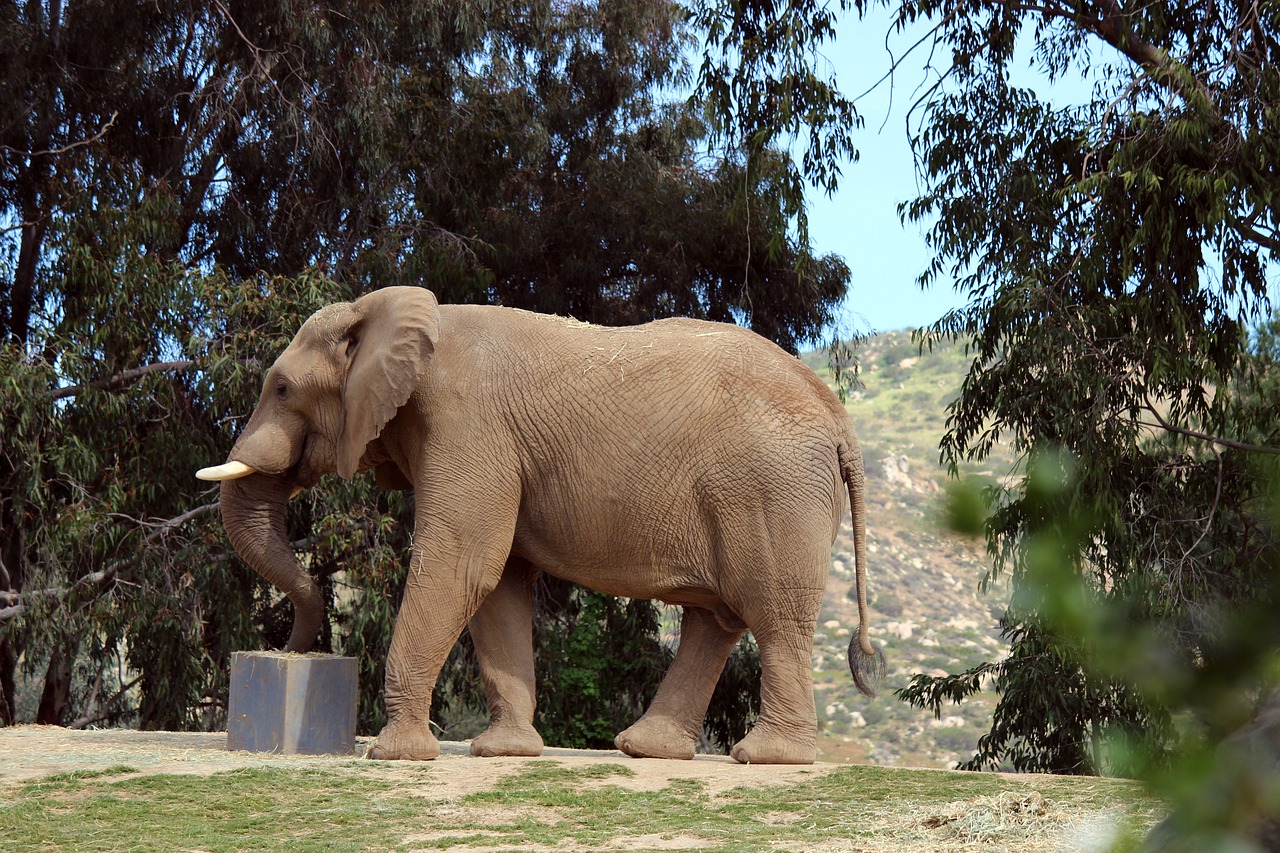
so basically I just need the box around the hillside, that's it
[805,331,1019,768]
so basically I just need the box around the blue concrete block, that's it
[227,651,357,755]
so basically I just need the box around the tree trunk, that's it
[0,640,16,726]
[35,641,75,725]
[0,512,24,726]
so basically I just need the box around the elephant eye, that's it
[275,380,289,400]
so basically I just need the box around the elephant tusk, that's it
[196,460,257,481]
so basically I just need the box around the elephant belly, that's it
[509,535,695,601]
[509,507,715,604]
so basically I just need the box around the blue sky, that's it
[802,6,1113,336]
[801,9,1277,339]
[803,6,964,336]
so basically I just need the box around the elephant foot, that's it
[471,724,544,758]
[614,717,696,760]
[730,726,816,765]
[367,722,440,761]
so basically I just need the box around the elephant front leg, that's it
[368,537,513,761]
[368,630,444,761]
[615,606,743,760]
[468,558,543,758]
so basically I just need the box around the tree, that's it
[0,0,850,742]
[882,0,1280,773]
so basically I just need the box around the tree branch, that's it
[1141,404,1280,455]
[0,219,37,236]
[0,503,219,621]
[1178,452,1224,567]
[990,0,1218,117]
[0,111,119,159]
[68,676,142,730]
[52,360,195,400]
[1229,214,1280,253]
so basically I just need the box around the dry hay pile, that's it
[915,789,1122,852]
[921,790,1055,842]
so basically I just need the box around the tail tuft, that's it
[848,631,887,698]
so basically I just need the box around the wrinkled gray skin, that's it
[201,286,883,764]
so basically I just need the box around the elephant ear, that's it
[337,286,441,479]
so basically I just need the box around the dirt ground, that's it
[0,724,840,797]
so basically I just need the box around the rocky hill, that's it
[804,332,1018,768]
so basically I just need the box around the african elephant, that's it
[198,286,883,764]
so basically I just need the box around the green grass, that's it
[0,760,1164,852]
[0,766,425,852]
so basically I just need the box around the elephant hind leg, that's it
[469,558,544,758]
[729,607,821,765]
[615,606,743,760]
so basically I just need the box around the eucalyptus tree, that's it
[0,0,851,740]
[877,0,1280,773]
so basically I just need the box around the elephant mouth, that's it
[198,428,333,489]
[197,460,307,498]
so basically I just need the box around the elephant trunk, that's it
[219,473,322,653]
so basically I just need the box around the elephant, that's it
[197,285,884,765]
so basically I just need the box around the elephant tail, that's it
[839,434,886,698]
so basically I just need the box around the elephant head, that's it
[198,286,441,651]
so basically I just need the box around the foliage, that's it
[531,584,674,749]
[924,454,1280,846]
[884,0,1280,774]
[692,0,862,225]
[0,0,852,737]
